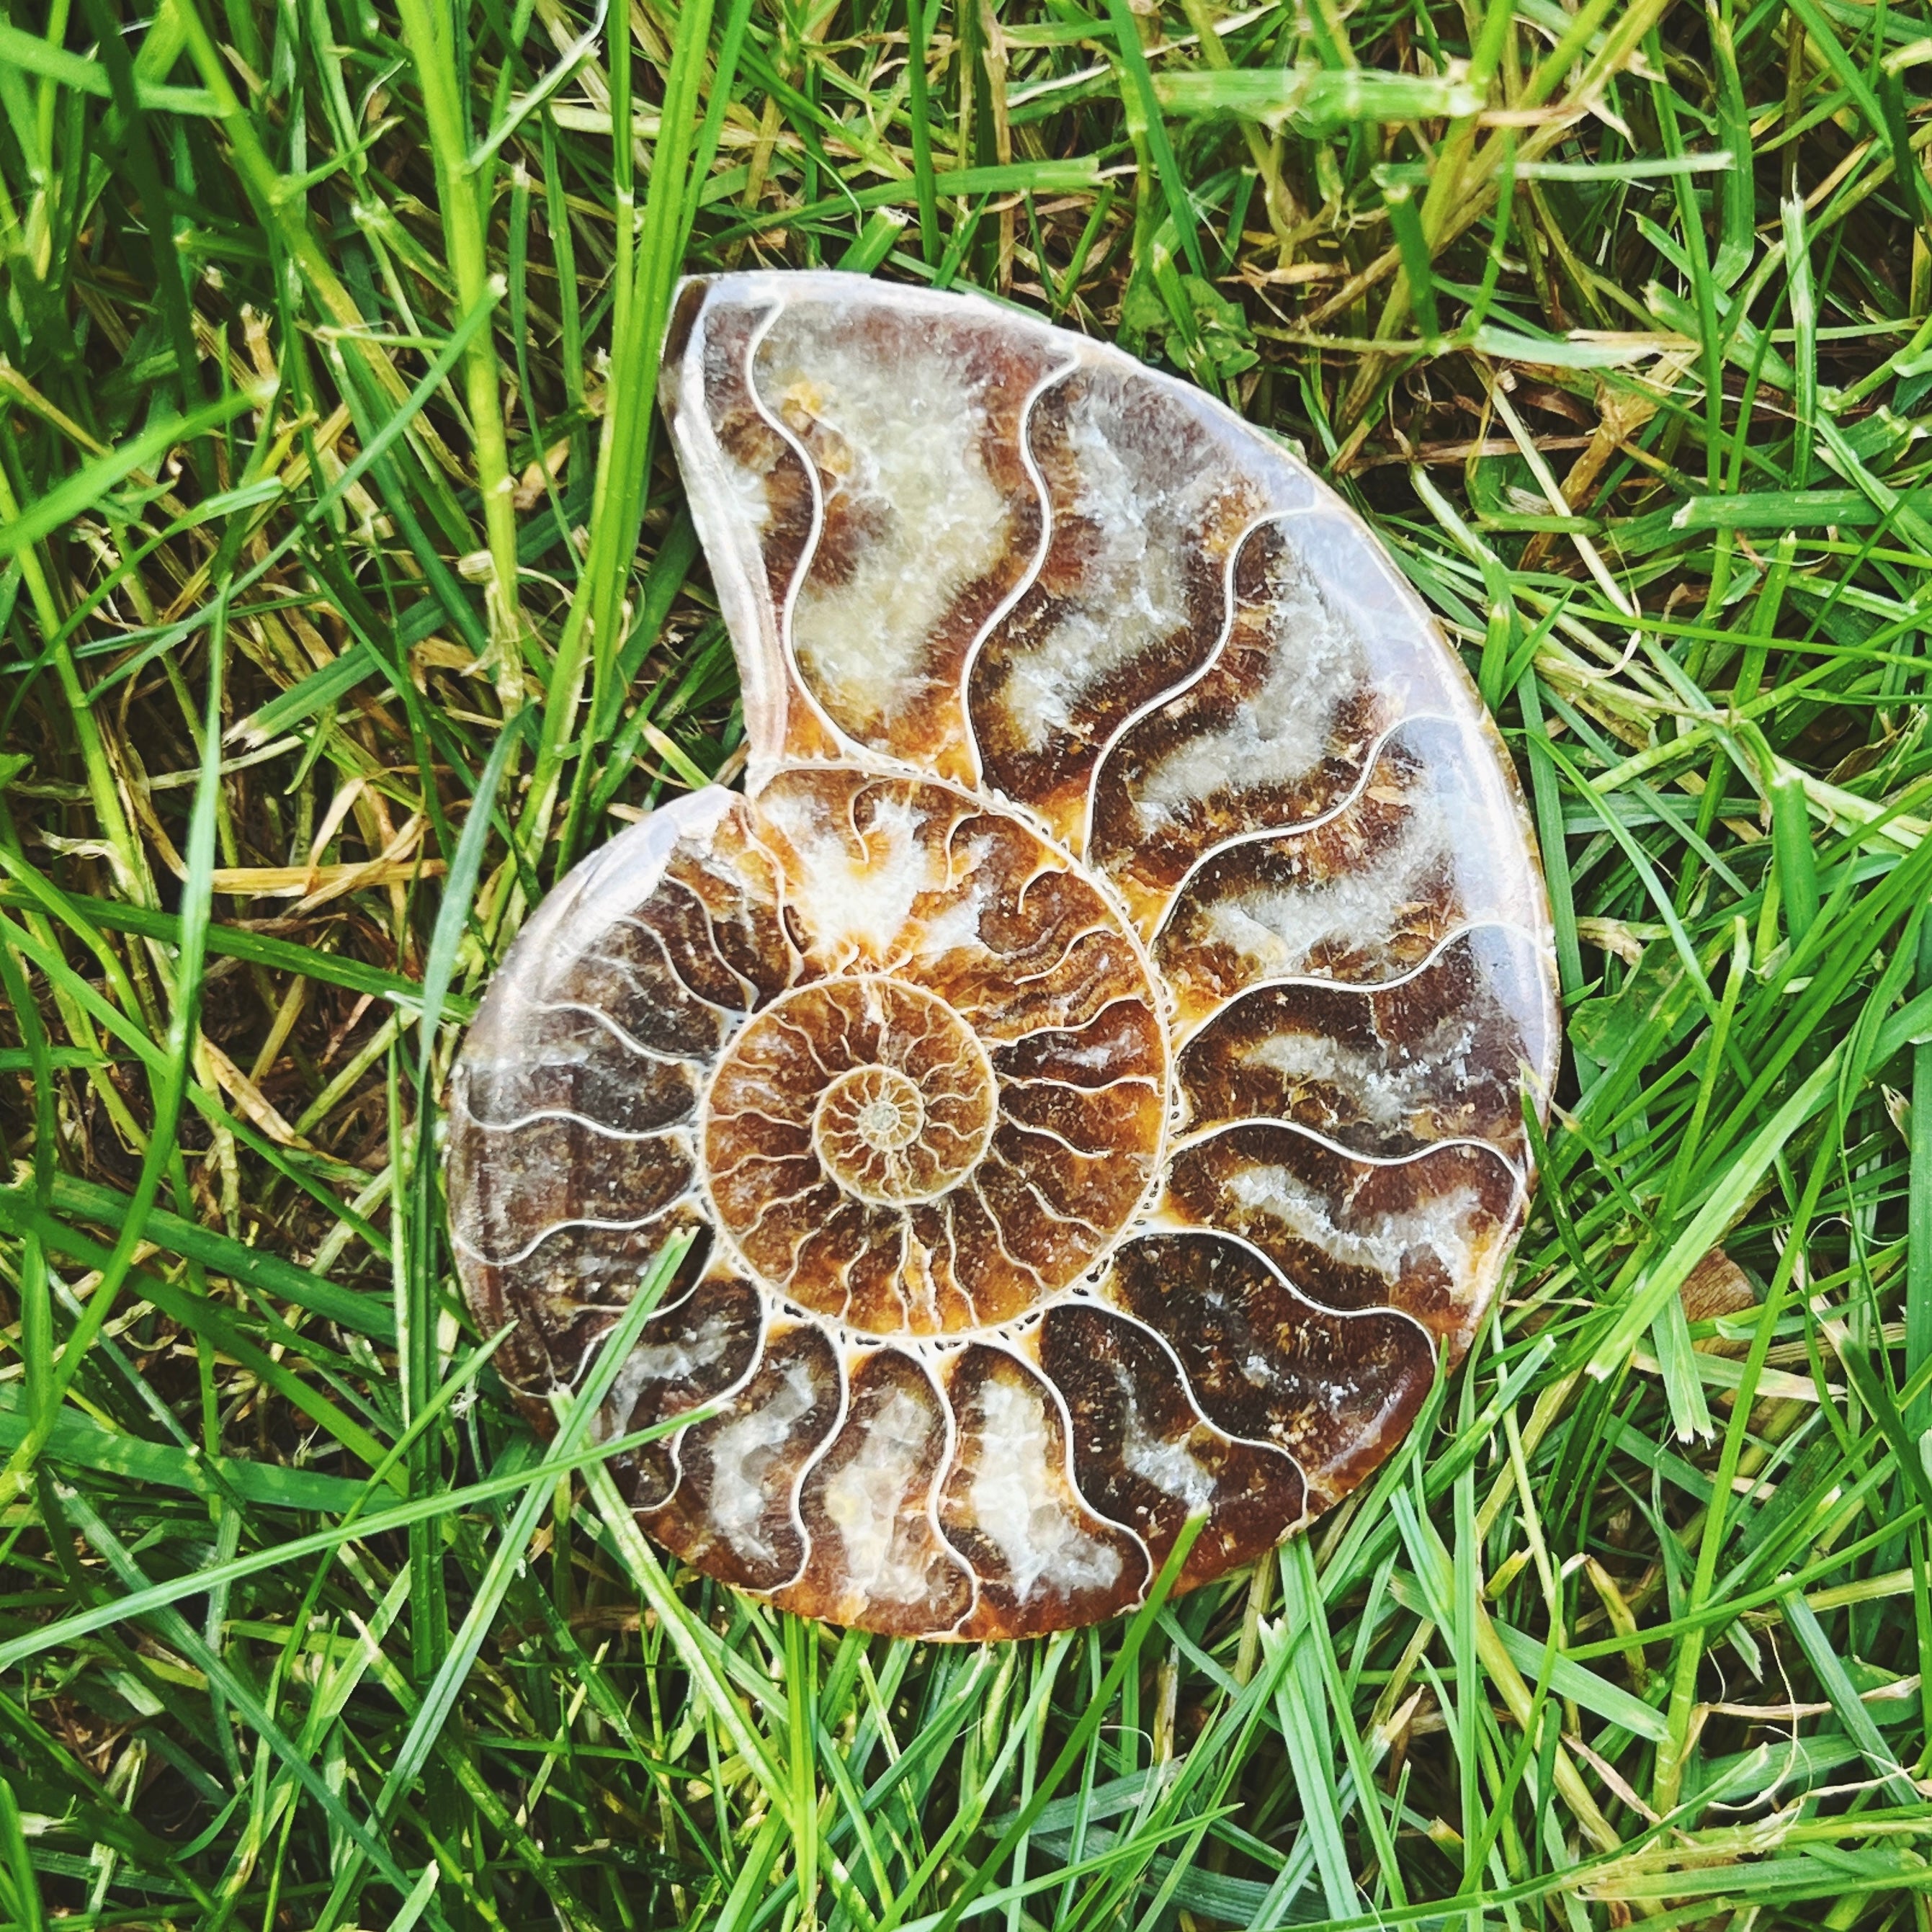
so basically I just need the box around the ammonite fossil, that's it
[448,272,1558,1640]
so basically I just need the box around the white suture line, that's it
[608,911,743,1019]
[1078,505,1326,861]
[659,872,766,1009]
[905,1347,980,1635]
[652,1297,772,1516]
[526,999,706,1067]
[1168,1112,1528,1184]
[981,1144,1112,1242]
[1001,1074,1163,1104]
[1171,1112,1531,1189]
[1168,918,1555,1055]
[1037,1347,1153,1598]
[932,1202,985,1331]
[1052,1292,1307,1503]
[965,1175,1057,1297]
[732,299,863,765]
[958,357,1081,794]
[453,1212,681,1271]
[1148,712,1473,931]
[712,1099,815,1137]
[997,1116,1127,1163]
[764,1336,849,1598]
[728,1179,836,1258]
[462,1106,689,1142]
[1112,1221,1438,1382]
[704,1146,817,1186]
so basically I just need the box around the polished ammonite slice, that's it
[446,272,1559,1640]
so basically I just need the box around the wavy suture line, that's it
[728,1181,828,1254]
[607,915,745,1018]
[463,1106,692,1142]
[634,1274,772,1513]
[958,357,1082,797]
[1169,1113,1531,1186]
[1058,1287,1310,1477]
[453,1212,681,1272]
[926,1352,985,1638]
[1039,1343,1156,1586]
[447,272,1558,1642]
[771,1341,851,1598]
[527,999,710,1067]
[1000,1120,1125,1163]
[1148,1219,1435,1354]
[660,874,768,1009]
[1076,505,1323,864]
[1148,711,1470,929]
[966,1175,1059,1295]
[988,1157,1112,1242]
[748,306,1075,795]
[645,1315,796,1569]
[1168,918,1558,1052]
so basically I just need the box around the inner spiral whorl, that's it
[705,978,1004,1328]
[808,993,993,1203]
[817,1066,919,1183]
[702,937,1159,1335]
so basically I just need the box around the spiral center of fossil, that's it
[862,1099,911,1143]
[693,776,1171,1337]
[859,1084,919,1147]
[792,982,994,1207]
[818,1065,931,1184]
[705,976,1006,1293]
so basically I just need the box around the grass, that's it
[1,0,1931,1923]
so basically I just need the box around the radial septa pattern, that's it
[697,766,1166,1335]
[661,292,834,764]
[448,791,792,1397]
[787,1350,973,1634]
[601,1271,765,1506]
[966,365,1281,843]
[751,298,1063,783]
[1164,1127,1522,1347]
[1104,1235,1435,1510]
[642,1319,844,1592]
[1150,715,1549,1019]
[937,1346,1150,1638]
[1086,519,1383,916]
[450,272,1559,1640]
[663,277,1075,778]
[1176,927,1555,1163]
[1037,1302,1306,1586]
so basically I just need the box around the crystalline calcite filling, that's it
[446,272,1560,1640]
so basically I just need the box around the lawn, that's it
[2,0,1932,1926]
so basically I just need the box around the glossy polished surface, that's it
[447,272,1560,1639]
